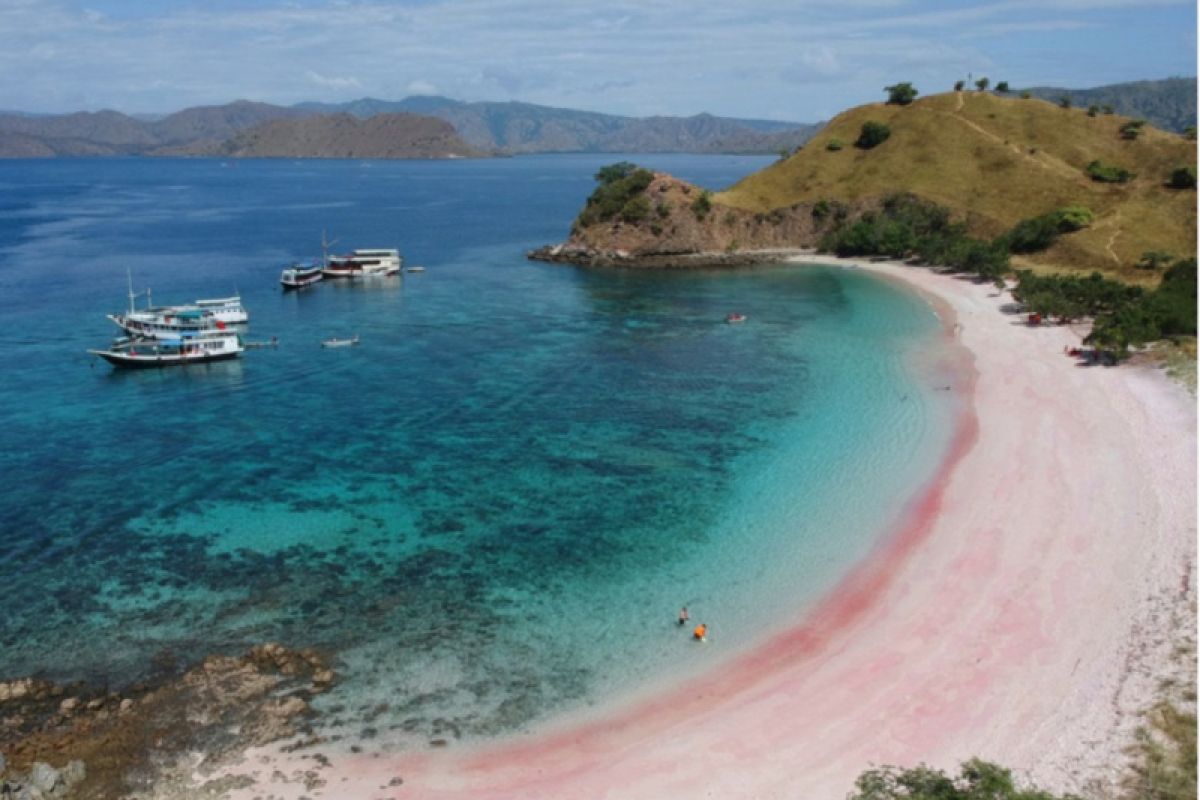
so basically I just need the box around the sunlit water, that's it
[0,155,958,751]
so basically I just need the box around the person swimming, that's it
[693,623,707,641]
[678,606,690,626]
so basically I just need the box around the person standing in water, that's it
[693,623,707,642]
[678,606,690,626]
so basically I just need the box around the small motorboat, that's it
[725,313,747,324]
[322,335,359,348]
[406,265,426,273]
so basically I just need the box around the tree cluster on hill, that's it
[575,162,656,227]
[1014,259,1196,358]
[1021,77,1197,134]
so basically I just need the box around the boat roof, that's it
[195,296,241,306]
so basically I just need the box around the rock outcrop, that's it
[0,643,336,799]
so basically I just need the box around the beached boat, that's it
[280,263,324,290]
[323,249,403,279]
[194,295,248,324]
[321,335,359,348]
[89,330,243,368]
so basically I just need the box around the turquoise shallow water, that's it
[0,155,956,750]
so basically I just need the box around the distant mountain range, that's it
[1021,77,1196,133]
[292,96,819,154]
[0,77,1192,159]
[0,97,819,159]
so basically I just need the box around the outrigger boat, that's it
[280,262,324,290]
[89,330,243,369]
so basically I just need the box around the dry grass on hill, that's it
[716,92,1197,280]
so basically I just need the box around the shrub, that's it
[1058,96,1072,109]
[848,758,1076,800]
[1119,119,1146,140]
[620,195,651,223]
[1167,166,1197,189]
[690,190,712,220]
[656,202,670,218]
[1102,104,1115,115]
[1087,104,1100,117]
[995,81,1009,93]
[884,82,919,105]
[1185,126,1197,140]
[855,121,891,149]
[975,77,989,91]
[826,138,844,151]
[1020,90,1032,99]
[1086,159,1135,183]
[812,199,832,220]
[954,80,965,91]
[999,207,1091,253]
[1137,251,1175,271]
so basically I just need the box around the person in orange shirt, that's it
[693,623,707,641]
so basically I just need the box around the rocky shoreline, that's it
[0,644,336,799]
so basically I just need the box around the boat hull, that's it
[90,349,241,369]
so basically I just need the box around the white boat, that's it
[194,295,248,324]
[280,262,324,290]
[108,273,233,339]
[89,330,243,368]
[406,265,426,273]
[321,335,359,348]
[323,249,403,279]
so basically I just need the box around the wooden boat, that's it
[321,335,359,348]
[89,331,243,368]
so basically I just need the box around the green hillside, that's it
[717,91,1196,279]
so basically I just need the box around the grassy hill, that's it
[1023,77,1196,134]
[717,91,1196,279]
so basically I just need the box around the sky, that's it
[1,0,1195,121]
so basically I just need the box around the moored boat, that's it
[89,330,243,368]
[725,312,747,324]
[280,262,324,290]
[323,249,403,278]
[194,295,248,324]
[321,335,359,348]
[109,306,225,339]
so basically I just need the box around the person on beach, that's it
[678,606,689,626]
[693,623,707,642]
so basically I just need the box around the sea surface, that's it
[0,154,958,751]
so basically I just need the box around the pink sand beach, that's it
[222,257,1196,800]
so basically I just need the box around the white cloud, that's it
[305,70,362,91]
[407,80,439,96]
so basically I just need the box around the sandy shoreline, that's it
[218,255,1196,799]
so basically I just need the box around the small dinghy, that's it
[725,313,747,324]
[322,335,359,348]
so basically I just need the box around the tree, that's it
[855,121,892,149]
[884,82,919,105]
[1020,90,1032,99]
[1087,104,1100,117]
[1167,166,1197,189]
[1185,126,1197,140]
[1137,251,1175,270]
[995,81,1010,93]
[690,190,712,220]
[1102,104,1115,115]
[1086,160,1135,183]
[954,80,965,91]
[1058,96,1072,109]
[975,77,989,91]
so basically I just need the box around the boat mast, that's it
[321,230,340,268]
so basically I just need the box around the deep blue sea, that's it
[0,154,956,751]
